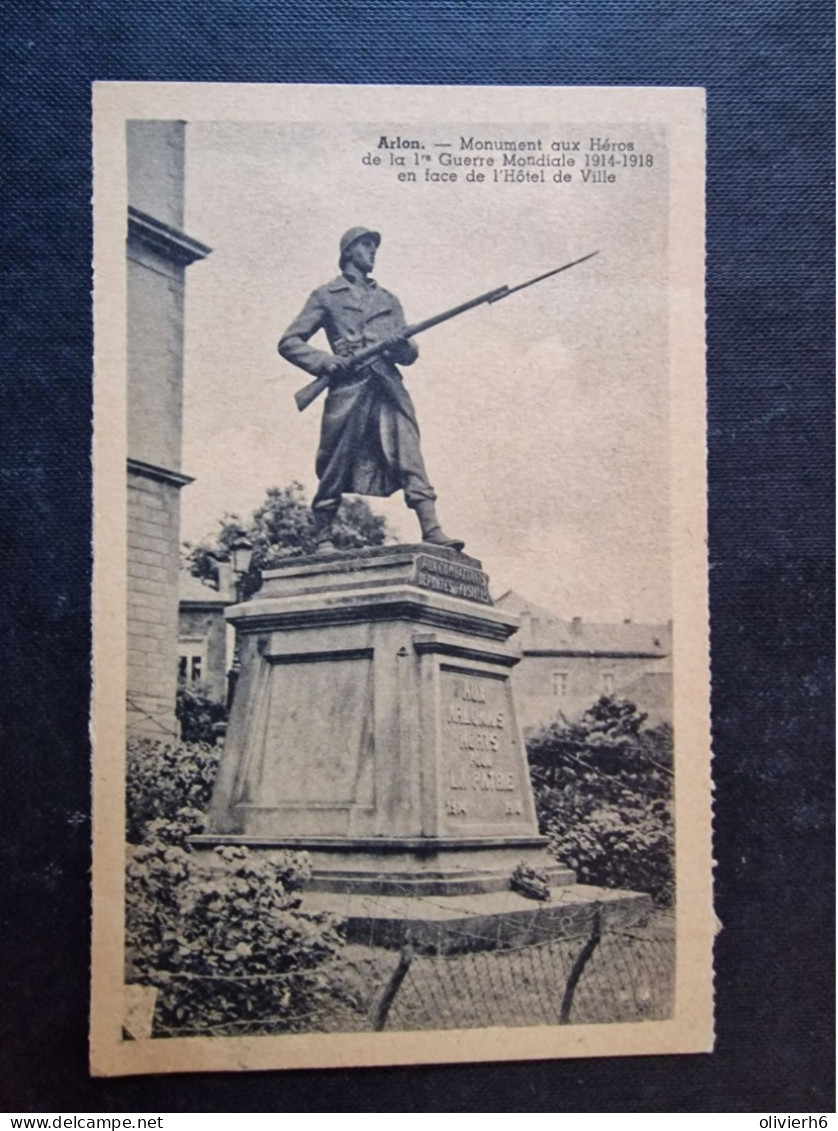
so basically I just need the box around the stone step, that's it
[302,883,652,952]
[308,863,575,897]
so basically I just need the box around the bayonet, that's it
[293,251,599,412]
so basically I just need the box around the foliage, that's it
[126,737,222,845]
[126,813,343,1034]
[175,681,228,745]
[526,697,675,906]
[183,481,392,598]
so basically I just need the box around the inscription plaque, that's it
[440,668,527,829]
[414,553,491,604]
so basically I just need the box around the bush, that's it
[176,682,228,744]
[126,813,343,1034]
[126,737,221,844]
[526,697,675,906]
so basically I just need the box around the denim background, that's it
[1,0,833,1112]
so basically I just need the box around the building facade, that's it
[178,568,235,707]
[126,121,211,737]
[495,591,672,731]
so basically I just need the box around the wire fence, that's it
[137,907,675,1039]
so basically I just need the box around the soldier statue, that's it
[279,227,465,553]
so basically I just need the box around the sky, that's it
[180,118,671,622]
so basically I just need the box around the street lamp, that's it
[229,533,253,583]
[226,532,253,710]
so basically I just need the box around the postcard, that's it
[91,82,711,1075]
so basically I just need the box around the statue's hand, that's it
[323,353,353,378]
[380,332,409,361]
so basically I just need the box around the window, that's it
[552,670,568,698]
[178,638,207,686]
[602,671,615,694]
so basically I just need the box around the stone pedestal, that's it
[194,544,573,897]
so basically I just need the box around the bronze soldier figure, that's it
[279,227,464,553]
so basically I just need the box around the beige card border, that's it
[90,82,711,1077]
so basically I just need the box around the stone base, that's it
[191,833,575,896]
[301,883,653,952]
[199,546,664,926]
[203,544,549,867]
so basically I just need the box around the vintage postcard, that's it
[91,83,711,1076]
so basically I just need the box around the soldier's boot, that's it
[312,506,338,553]
[414,501,465,552]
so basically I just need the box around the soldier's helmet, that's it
[339,226,381,264]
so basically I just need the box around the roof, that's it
[178,573,230,606]
[496,591,671,658]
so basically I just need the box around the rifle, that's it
[293,250,598,413]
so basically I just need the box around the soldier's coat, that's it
[279,271,435,508]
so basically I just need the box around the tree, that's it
[526,697,675,905]
[184,481,393,597]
